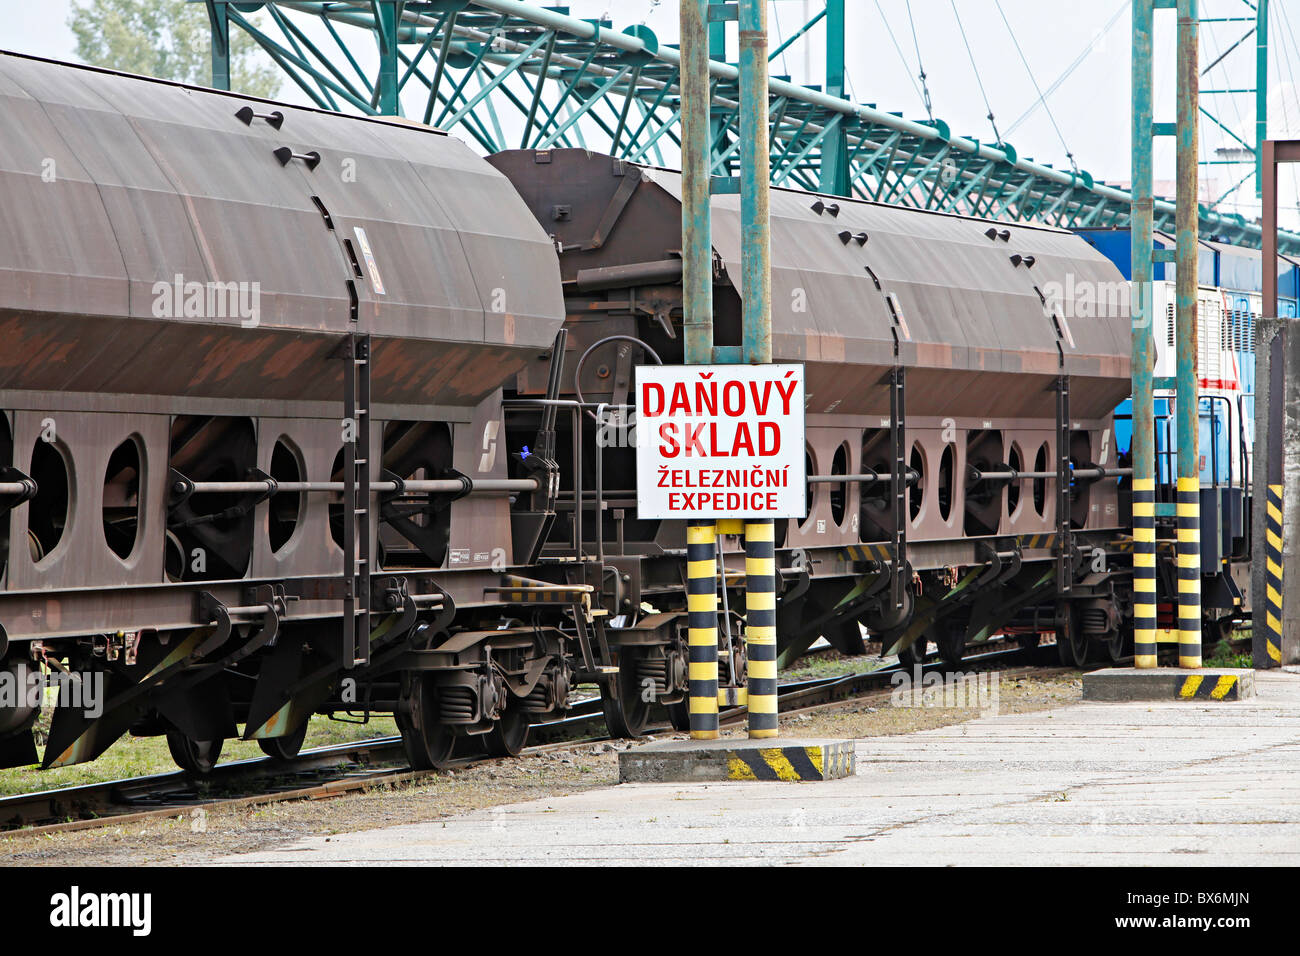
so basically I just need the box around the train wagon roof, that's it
[0,51,565,406]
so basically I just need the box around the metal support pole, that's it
[744,520,778,738]
[739,0,776,739]
[206,0,231,91]
[739,0,772,368]
[687,523,720,738]
[1131,0,1158,668]
[1175,0,1202,667]
[1256,0,1269,198]
[375,0,400,115]
[1255,139,1300,667]
[681,0,719,739]
[819,0,850,197]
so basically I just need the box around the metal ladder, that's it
[343,331,372,668]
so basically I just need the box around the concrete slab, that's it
[1083,667,1255,701]
[216,671,1300,867]
[618,737,855,782]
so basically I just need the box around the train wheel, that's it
[257,722,308,761]
[166,732,224,775]
[1055,608,1090,668]
[602,650,652,739]
[935,622,965,667]
[396,674,456,770]
[483,706,530,758]
[896,638,925,669]
[1105,629,1126,663]
[665,701,691,733]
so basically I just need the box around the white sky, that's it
[3,0,1298,226]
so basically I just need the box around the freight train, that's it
[0,52,1249,774]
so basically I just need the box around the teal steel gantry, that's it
[198,0,1300,254]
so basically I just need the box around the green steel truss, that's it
[199,0,1300,254]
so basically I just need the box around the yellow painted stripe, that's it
[1268,612,1283,634]
[1268,584,1282,605]
[1176,554,1200,568]
[1132,503,1155,516]
[1134,653,1159,668]
[746,630,776,646]
[743,523,775,541]
[1178,477,1199,492]
[806,747,825,776]
[688,662,718,681]
[1133,478,1155,491]
[746,591,776,611]
[758,748,801,781]
[687,560,714,578]
[689,697,719,714]
[1176,503,1199,516]
[1177,528,1200,542]
[1134,578,1157,592]
[687,524,716,544]
[1177,578,1199,593]
[1268,638,1282,662]
[1268,529,1283,550]
[1179,655,1203,668]
[1268,501,1283,523]
[1210,676,1237,700]
[1134,552,1156,567]
[748,728,780,739]
[747,658,777,680]
[1133,526,1156,542]
[687,593,716,613]
[1179,676,1204,699]
[727,757,758,779]
[717,519,743,534]
[747,693,779,712]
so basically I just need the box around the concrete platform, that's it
[1083,667,1255,701]
[618,737,855,783]
[217,671,1300,866]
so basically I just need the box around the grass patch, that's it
[780,652,887,683]
[0,714,400,798]
[1205,637,1252,669]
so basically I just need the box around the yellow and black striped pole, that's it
[1263,483,1285,665]
[1132,478,1158,667]
[1173,0,1201,668]
[1175,476,1202,667]
[744,519,778,738]
[687,522,720,738]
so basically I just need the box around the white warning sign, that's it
[635,364,806,520]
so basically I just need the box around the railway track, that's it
[0,641,1071,835]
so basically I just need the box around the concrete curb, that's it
[618,737,856,783]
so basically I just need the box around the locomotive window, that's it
[29,438,71,565]
[269,438,305,554]
[937,444,955,523]
[0,415,9,580]
[908,443,925,523]
[1033,443,1049,517]
[1007,444,1023,514]
[799,448,816,528]
[830,443,849,527]
[102,436,143,561]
